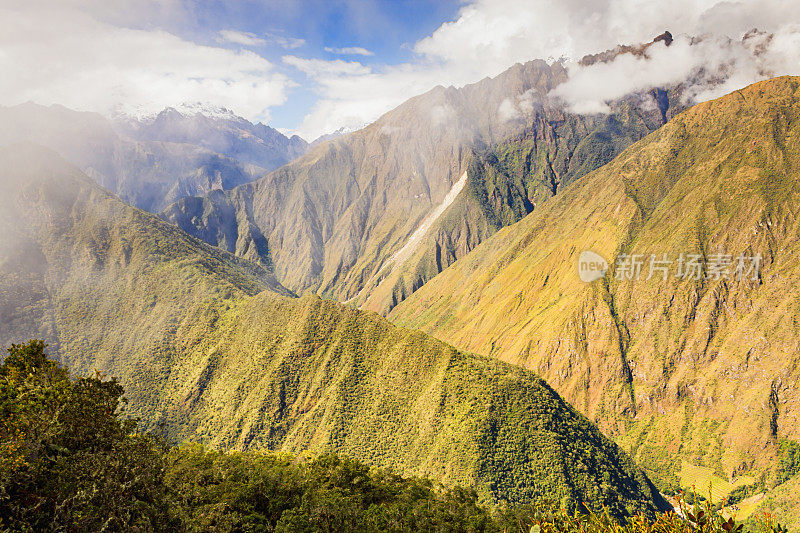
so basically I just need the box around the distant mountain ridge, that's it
[114,104,308,170]
[0,102,308,212]
[163,41,683,309]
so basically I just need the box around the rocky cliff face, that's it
[390,76,800,487]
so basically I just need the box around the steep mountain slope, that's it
[391,77,800,488]
[0,103,307,212]
[0,144,664,514]
[357,88,682,314]
[0,142,289,363]
[165,42,680,308]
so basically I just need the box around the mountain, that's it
[310,124,368,146]
[114,104,308,171]
[389,76,800,491]
[0,143,665,514]
[164,37,682,311]
[0,103,307,212]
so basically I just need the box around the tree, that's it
[0,341,173,531]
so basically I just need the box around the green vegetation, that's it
[749,474,800,531]
[0,341,788,533]
[778,440,800,483]
[0,340,172,531]
[390,77,800,519]
[0,146,665,514]
[678,462,755,504]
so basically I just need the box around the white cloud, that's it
[430,104,456,127]
[497,98,520,122]
[553,36,703,114]
[265,32,306,50]
[218,30,266,47]
[0,5,293,121]
[288,0,800,139]
[324,46,374,56]
[553,26,800,114]
[283,56,372,77]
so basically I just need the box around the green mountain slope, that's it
[0,144,664,514]
[390,77,800,488]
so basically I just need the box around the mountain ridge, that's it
[0,102,308,212]
[389,76,800,489]
[0,143,665,514]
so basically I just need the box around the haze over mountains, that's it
[0,102,308,212]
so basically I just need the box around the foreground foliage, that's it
[0,341,789,532]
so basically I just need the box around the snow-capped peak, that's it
[110,102,246,124]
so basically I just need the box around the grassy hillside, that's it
[750,474,800,529]
[2,342,773,532]
[390,77,800,495]
[0,144,664,514]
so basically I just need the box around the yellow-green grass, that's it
[391,75,800,485]
[679,461,754,503]
[724,493,765,521]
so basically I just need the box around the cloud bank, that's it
[0,3,292,121]
[287,0,800,139]
[3,0,800,139]
[553,26,800,114]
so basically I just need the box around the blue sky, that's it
[188,1,463,132]
[3,1,799,141]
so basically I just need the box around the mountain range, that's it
[0,102,307,212]
[163,39,685,315]
[1,30,799,528]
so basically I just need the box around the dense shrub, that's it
[0,342,789,532]
[778,439,800,483]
